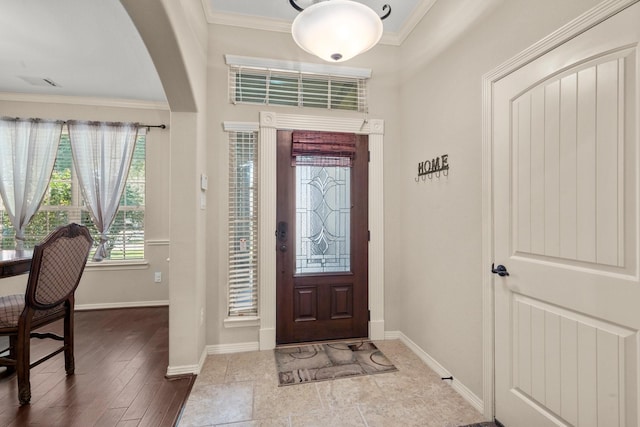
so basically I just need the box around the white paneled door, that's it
[493,3,640,426]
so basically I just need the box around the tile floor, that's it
[178,340,487,427]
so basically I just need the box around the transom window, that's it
[229,68,367,112]
[226,55,371,113]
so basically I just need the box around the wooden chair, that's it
[0,223,93,405]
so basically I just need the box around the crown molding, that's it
[394,0,438,45]
[203,0,438,47]
[207,10,292,33]
[0,92,170,110]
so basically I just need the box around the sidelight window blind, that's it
[228,131,258,316]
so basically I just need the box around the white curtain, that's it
[0,118,63,250]
[67,121,138,261]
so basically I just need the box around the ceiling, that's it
[0,0,433,104]
[206,0,427,36]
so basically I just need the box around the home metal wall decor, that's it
[416,154,449,182]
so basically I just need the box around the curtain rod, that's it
[3,117,166,130]
[139,124,167,130]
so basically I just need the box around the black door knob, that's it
[491,263,509,277]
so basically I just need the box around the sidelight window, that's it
[227,130,259,317]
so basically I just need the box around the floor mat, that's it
[274,340,397,386]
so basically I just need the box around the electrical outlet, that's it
[154,272,162,283]
[200,307,205,325]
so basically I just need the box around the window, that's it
[227,130,258,317]
[226,55,371,113]
[0,129,146,260]
[230,68,367,112]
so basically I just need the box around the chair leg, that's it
[16,323,31,405]
[64,305,75,375]
[6,335,17,375]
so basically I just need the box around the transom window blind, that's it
[228,131,258,316]
[228,66,368,112]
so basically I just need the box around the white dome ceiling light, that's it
[290,0,391,63]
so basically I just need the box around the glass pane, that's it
[302,78,328,108]
[269,75,298,106]
[236,73,267,104]
[295,158,351,274]
[331,80,359,111]
[81,210,144,260]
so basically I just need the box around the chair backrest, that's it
[25,223,93,309]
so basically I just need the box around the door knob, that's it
[491,263,509,277]
[279,244,287,252]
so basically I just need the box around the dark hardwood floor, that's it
[0,307,194,427]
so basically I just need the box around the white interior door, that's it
[493,3,640,426]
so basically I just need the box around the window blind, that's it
[228,131,258,316]
[291,131,357,167]
[229,66,368,112]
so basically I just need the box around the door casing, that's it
[257,111,385,350]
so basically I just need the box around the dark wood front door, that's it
[276,130,369,344]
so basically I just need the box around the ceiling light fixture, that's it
[290,0,391,63]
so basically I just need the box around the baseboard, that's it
[206,341,260,355]
[385,330,484,413]
[166,347,208,377]
[75,300,169,311]
[166,363,200,376]
[384,330,402,340]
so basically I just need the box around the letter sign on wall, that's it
[416,154,449,182]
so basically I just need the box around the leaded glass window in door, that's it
[295,156,351,274]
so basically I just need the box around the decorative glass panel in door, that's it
[295,158,351,274]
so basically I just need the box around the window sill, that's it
[224,316,260,328]
[85,259,149,271]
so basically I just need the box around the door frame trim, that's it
[481,0,638,419]
[258,111,385,350]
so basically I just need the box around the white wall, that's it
[394,0,601,399]
[0,97,171,307]
[122,0,211,371]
